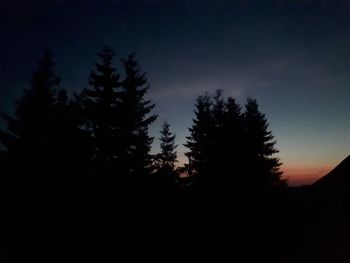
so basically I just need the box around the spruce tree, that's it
[185,92,284,191]
[243,98,283,188]
[118,53,157,179]
[184,93,214,185]
[0,50,60,182]
[155,121,178,175]
[77,46,121,176]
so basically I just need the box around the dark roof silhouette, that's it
[313,155,350,189]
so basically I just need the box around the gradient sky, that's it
[1,0,350,185]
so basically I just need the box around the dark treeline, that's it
[184,90,285,192]
[2,47,346,263]
[0,47,157,190]
[0,47,285,195]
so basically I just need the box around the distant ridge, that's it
[313,155,350,189]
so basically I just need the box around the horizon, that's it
[2,0,350,185]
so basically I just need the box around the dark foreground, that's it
[0,180,349,263]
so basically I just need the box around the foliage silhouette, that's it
[185,91,284,192]
[0,50,67,183]
[117,53,157,182]
[1,47,350,263]
[0,48,286,193]
[243,97,285,189]
[154,121,178,189]
[76,46,122,178]
[184,92,214,188]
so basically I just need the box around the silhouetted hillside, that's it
[313,155,350,191]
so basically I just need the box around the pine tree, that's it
[118,53,157,179]
[185,91,244,190]
[221,96,243,185]
[156,121,178,173]
[77,46,121,176]
[184,93,214,185]
[0,50,60,181]
[185,92,284,191]
[153,121,178,190]
[243,98,284,188]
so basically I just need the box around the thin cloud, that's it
[150,77,250,101]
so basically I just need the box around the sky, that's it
[1,0,350,185]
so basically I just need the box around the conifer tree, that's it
[243,98,283,188]
[77,46,121,176]
[0,50,60,181]
[184,93,214,185]
[118,53,157,179]
[155,121,178,175]
[185,92,284,190]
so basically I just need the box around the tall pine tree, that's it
[155,121,178,175]
[152,121,178,189]
[0,50,61,182]
[118,53,157,180]
[184,93,214,186]
[185,92,284,191]
[243,98,284,188]
[77,46,121,177]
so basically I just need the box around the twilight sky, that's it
[1,0,350,185]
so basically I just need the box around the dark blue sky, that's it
[1,0,350,184]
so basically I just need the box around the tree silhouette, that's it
[184,93,214,187]
[118,53,157,181]
[185,92,285,191]
[77,46,121,177]
[0,50,61,182]
[154,121,178,186]
[243,98,284,188]
[221,96,243,186]
[185,91,244,190]
[0,46,285,195]
[156,121,177,169]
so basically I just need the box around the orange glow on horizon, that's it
[177,153,335,186]
[282,165,333,186]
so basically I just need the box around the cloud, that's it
[149,76,253,102]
